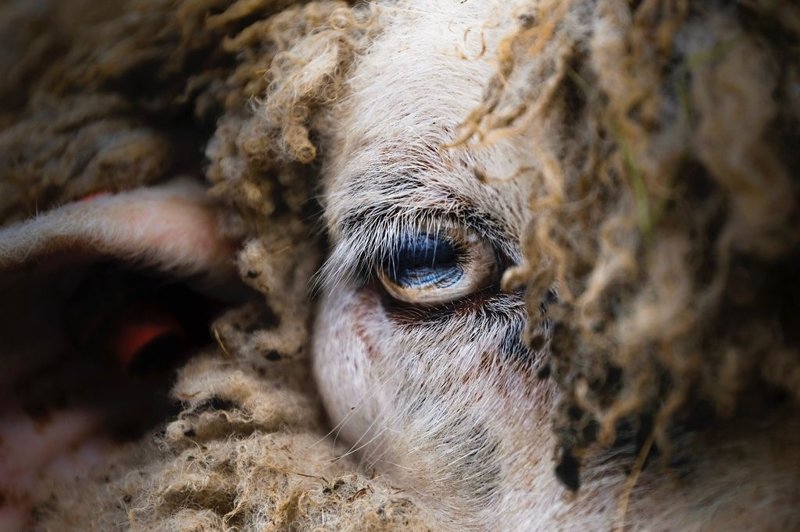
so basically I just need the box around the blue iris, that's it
[386,233,463,288]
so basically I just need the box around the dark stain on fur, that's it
[500,318,536,365]
[555,447,580,491]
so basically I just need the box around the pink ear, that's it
[0,178,236,281]
[0,178,247,529]
[0,176,244,377]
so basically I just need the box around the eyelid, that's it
[376,227,499,306]
[317,208,517,293]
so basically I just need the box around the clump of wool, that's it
[462,0,800,487]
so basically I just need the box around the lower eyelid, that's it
[380,283,517,325]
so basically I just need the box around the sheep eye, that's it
[377,230,499,305]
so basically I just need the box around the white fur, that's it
[313,1,800,530]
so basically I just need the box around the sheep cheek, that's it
[312,285,384,452]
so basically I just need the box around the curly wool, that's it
[1,0,431,529]
[461,0,800,485]
[37,304,431,530]
[0,0,362,228]
[4,0,799,526]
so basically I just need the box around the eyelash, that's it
[316,210,518,297]
[374,227,501,306]
[381,233,464,287]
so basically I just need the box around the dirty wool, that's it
[0,0,798,529]
[2,0,431,529]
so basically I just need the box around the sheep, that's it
[0,0,797,529]
[313,0,800,529]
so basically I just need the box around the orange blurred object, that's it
[109,306,186,370]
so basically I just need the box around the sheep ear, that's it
[0,177,236,283]
[0,178,241,380]
[0,179,244,522]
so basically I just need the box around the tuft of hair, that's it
[459,0,800,484]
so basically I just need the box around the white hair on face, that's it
[313,1,556,528]
[312,1,800,530]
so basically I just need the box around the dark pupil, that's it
[387,234,461,288]
[399,234,456,268]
